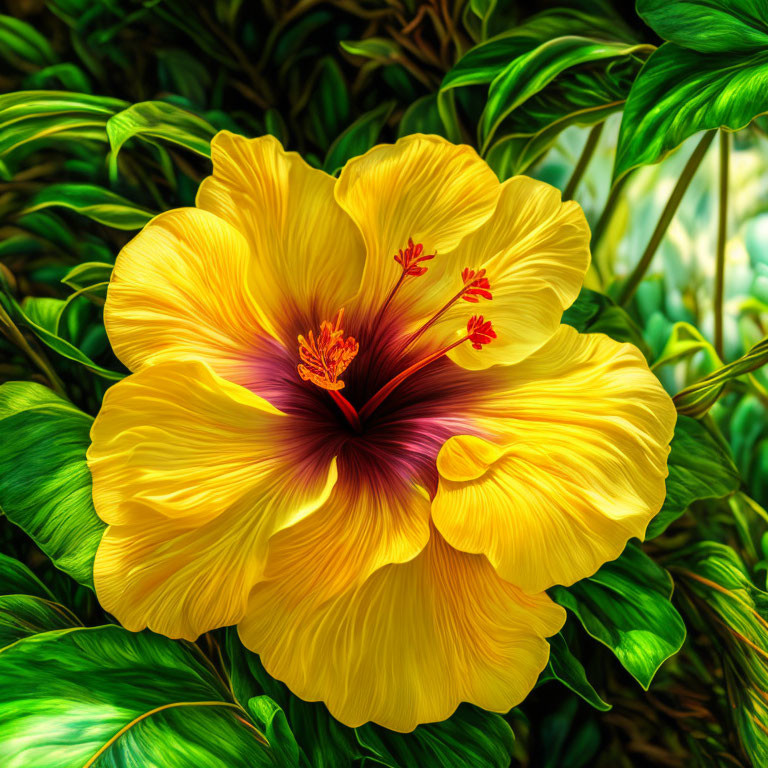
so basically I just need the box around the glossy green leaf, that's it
[442,8,637,91]
[674,335,768,418]
[614,43,768,179]
[356,706,515,768]
[308,57,350,151]
[479,36,651,151]
[22,63,92,93]
[638,0,768,53]
[0,91,124,158]
[0,625,278,767]
[538,632,611,712]
[647,415,740,538]
[340,38,400,62]
[0,15,57,67]
[107,100,216,179]
[552,543,686,688]
[397,94,445,138]
[24,183,154,229]
[0,382,105,587]
[62,261,114,291]
[0,554,81,648]
[247,696,301,768]
[323,101,394,175]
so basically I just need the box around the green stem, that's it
[714,130,729,359]
[563,122,604,202]
[619,130,715,307]
[591,171,631,259]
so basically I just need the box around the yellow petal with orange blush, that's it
[335,134,500,327]
[239,525,564,732]
[442,176,590,369]
[89,359,337,640]
[105,207,276,389]
[432,325,676,594]
[197,132,365,340]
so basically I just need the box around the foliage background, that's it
[0,0,767,766]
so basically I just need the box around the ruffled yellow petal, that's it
[443,176,590,369]
[432,326,676,594]
[239,526,564,732]
[105,207,275,389]
[89,359,337,640]
[197,132,365,339]
[335,134,500,326]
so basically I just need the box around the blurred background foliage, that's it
[1,0,767,766]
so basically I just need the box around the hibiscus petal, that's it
[444,176,590,369]
[89,359,337,639]
[105,207,276,390]
[432,325,676,594]
[197,132,365,339]
[238,525,564,732]
[334,134,500,328]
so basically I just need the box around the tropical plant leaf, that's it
[0,382,105,587]
[0,625,280,767]
[647,415,740,537]
[23,183,155,229]
[674,335,768,418]
[323,101,394,175]
[552,543,686,689]
[614,43,768,179]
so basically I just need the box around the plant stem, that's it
[714,130,729,359]
[591,171,630,256]
[618,130,715,307]
[563,122,604,202]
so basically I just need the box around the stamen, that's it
[375,238,435,323]
[359,315,495,420]
[402,267,492,351]
[297,309,361,431]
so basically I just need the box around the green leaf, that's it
[0,555,81,648]
[673,543,768,765]
[22,63,92,93]
[107,100,216,180]
[0,91,125,158]
[323,101,394,175]
[647,415,740,538]
[674,335,768,418]
[479,36,651,151]
[308,57,350,151]
[340,38,401,62]
[0,625,279,767]
[356,705,515,768]
[614,43,768,179]
[0,15,57,68]
[538,632,611,712]
[638,0,768,53]
[0,382,105,587]
[397,94,446,138]
[62,261,114,292]
[562,288,650,358]
[23,183,154,229]
[247,696,301,768]
[552,543,686,688]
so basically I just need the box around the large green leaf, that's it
[552,543,686,688]
[0,382,105,587]
[614,43,768,179]
[647,415,740,537]
[23,183,154,229]
[307,57,350,151]
[674,335,768,418]
[0,554,81,648]
[479,36,651,151]
[107,100,216,179]
[638,0,768,53]
[0,15,57,67]
[224,630,516,768]
[0,625,279,767]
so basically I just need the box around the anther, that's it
[297,309,358,391]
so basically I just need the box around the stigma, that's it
[297,238,495,425]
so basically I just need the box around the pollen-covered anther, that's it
[395,238,435,277]
[460,268,492,303]
[297,309,358,391]
[466,315,496,350]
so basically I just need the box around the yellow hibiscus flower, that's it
[87,132,676,732]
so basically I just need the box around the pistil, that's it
[358,315,495,421]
